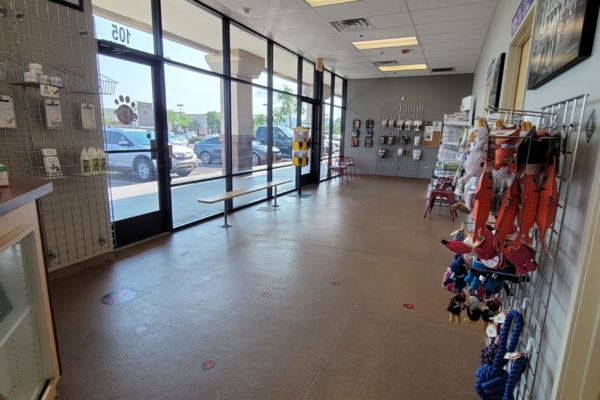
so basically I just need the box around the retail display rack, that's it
[0,0,112,269]
[446,94,589,399]
[487,95,589,399]
[375,102,424,177]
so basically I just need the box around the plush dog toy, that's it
[447,292,466,323]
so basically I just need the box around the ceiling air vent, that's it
[373,60,398,67]
[330,18,373,33]
[431,67,455,73]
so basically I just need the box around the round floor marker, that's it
[262,292,272,298]
[101,289,136,305]
[202,360,215,370]
[403,303,415,309]
[331,280,341,287]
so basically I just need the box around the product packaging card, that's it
[44,99,63,129]
[0,95,17,129]
[80,103,97,130]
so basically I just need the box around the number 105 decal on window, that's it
[112,24,132,45]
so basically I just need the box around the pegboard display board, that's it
[375,102,424,177]
[0,0,112,270]
[487,95,589,399]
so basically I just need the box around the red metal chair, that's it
[340,156,356,178]
[424,177,457,221]
[328,157,348,183]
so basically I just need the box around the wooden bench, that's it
[197,179,292,227]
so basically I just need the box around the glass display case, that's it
[0,182,59,400]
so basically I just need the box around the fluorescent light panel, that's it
[306,0,359,7]
[378,64,428,72]
[352,36,418,50]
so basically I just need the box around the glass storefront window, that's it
[334,76,344,107]
[272,91,297,169]
[332,106,342,157]
[322,105,331,162]
[302,61,315,98]
[231,81,269,174]
[323,70,332,104]
[164,64,224,184]
[162,1,223,72]
[172,178,226,227]
[230,24,268,86]
[273,45,298,94]
[92,0,154,54]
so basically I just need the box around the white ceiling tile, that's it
[415,17,492,35]
[424,47,482,58]
[247,9,326,30]
[314,0,408,21]
[341,26,417,42]
[346,72,384,79]
[406,0,496,12]
[421,39,484,52]
[219,0,310,17]
[410,2,497,25]
[368,13,413,29]
[274,24,339,39]
[419,29,489,44]
[427,54,480,62]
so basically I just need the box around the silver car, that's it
[104,128,196,181]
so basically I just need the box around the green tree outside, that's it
[206,111,221,134]
[253,114,267,131]
[274,85,296,128]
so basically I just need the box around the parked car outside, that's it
[168,132,189,147]
[194,135,281,166]
[255,126,294,156]
[104,128,196,181]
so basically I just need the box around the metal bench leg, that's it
[272,186,280,208]
[222,202,232,228]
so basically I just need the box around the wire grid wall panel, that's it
[491,94,589,400]
[375,102,423,177]
[0,0,113,270]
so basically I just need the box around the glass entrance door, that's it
[98,53,170,246]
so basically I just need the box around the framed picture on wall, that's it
[48,0,83,11]
[528,0,600,89]
[482,53,506,110]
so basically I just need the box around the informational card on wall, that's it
[0,95,17,129]
[80,103,97,130]
[45,99,63,129]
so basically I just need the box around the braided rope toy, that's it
[475,310,529,400]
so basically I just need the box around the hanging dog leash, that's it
[475,310,528,400]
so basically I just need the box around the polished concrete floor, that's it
[50,176,483,400]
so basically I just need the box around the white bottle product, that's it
[88,147,99,175]
[98,148,107,174]
[80,148,91,175]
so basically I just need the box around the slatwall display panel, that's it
[0,0,113,270]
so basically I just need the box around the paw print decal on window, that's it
[114,95,138,125]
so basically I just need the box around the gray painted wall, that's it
[472,1,600,397]
[343,74,473,178]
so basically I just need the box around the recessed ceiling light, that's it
[306,0,359,7]
[378,64,428,72]
[353,37,418,50]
